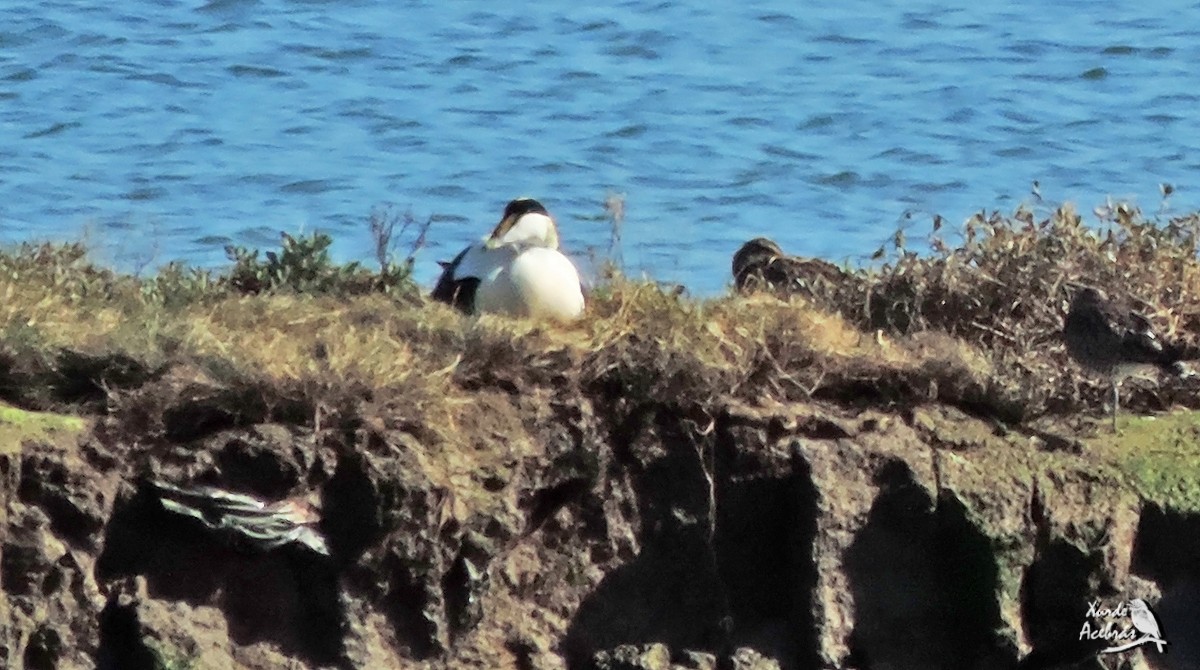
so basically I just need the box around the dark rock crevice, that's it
[710,429,819,669]
[442,539,493,644]
[323,451,384,563]
[525,476,593,538]
[844,459,1016,670]
[1017,533,1110,670]
[564,410,822,669]
[563,408,725,666]
[1131,503,1200,669]
[95,597,158,670]
[380,553,442,659]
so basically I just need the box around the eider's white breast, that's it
[472,246,584,321]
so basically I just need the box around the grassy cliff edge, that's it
[5,202,1200,669]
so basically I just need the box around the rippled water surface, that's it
[3,1,1200,293]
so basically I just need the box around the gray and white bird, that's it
[1063,285,1191,430]
[1129,598,1166,652]
[431,198,585,321]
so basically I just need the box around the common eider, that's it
[432,198,585,321]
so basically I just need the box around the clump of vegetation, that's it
[226,231,367,294]
[814,198,1200,417]
[839,201,1200,342]
[226,204,427,297]
[0,209,427,412]
[2,194,1200,439]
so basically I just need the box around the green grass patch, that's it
[0,402,86,453]
[1090,411,1200,512]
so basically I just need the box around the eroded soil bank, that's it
[4,386,1200,670]
[7,205,1200,669]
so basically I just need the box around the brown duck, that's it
[731,237,849,297]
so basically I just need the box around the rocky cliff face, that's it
[6,199,1200,669]
[4,386,1197,670]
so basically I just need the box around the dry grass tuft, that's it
[6,199,1200,446]
[814,201,1200,417]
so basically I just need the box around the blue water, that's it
[3,1,1199,294]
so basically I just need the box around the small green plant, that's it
[147,639,197,670]
[224,217,425,298]
[226,231,355,294]
[0,241,118,301]
[139,261,224,308]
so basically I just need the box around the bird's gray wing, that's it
[1120,310,1168,364]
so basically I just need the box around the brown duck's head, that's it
[732,237,785,285]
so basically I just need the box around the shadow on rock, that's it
[1132,503,1200,670]
[563,408,820,669]
[845,459,1016,670]
[1017,537,1106,670]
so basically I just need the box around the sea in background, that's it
[3,0,1199,295]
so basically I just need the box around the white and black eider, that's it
[432,198,585,321]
